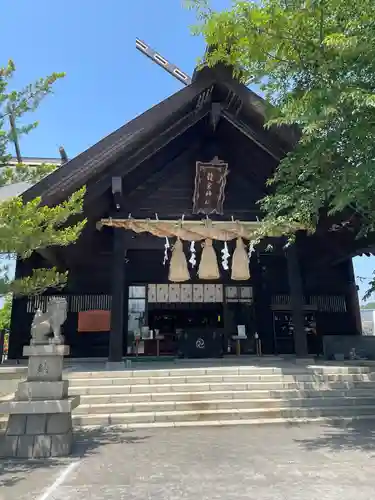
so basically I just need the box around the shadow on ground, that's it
[0,426,149,489]
[295,418,375,453]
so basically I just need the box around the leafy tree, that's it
[0,294,12,332]
[0,60,86,296]
[188,0,375,286]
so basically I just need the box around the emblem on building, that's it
[192,156,228,215]
[196,338,205,349]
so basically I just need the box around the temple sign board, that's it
[192,157,228,215]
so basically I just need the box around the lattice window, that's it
[310,295,346,313]
[26,294,112,313]
[271,294,346,312]
[26,295,68,313]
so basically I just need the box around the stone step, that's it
[68,380,375,396]
[2,413,375,432]
[66,367,286,379]
[312,366,372,374]
[65,365,371,380]
[73,396,375,415]
[66,372,375,387]
[75,387,375,405]
[71,404,375,427]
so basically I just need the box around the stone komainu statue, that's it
[31,297,68,345]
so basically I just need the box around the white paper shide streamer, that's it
[189,241,197,268]
[248,240,255,260]
[221,241,230,270]
[163,237,170,265]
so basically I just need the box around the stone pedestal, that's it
[0,343,79,458]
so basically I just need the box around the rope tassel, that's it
[198,239,220,280]
[231,237,250,280]
[168,238,190,282]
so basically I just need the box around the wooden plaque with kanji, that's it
[192,158,228,215]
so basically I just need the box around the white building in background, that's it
[360,308,375,336]
[0,157,61,201]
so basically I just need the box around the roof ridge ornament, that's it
[136,38,192,86]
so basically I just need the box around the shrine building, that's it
[8,54,364,362]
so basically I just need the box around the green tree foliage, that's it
[0,60,86,296]
[188,0,375,291]
[0,294,12,332]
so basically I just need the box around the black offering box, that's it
[177,329,224,358]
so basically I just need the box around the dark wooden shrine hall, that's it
[8,60,365,361]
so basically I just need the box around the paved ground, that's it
[1,420,375,500]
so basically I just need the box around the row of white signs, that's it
[145,284,253,303]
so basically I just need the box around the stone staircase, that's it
[66,365,375,429]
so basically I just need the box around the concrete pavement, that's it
[1,420,375,500]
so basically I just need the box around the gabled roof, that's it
[22,66,296,207]
[22,77,215,206]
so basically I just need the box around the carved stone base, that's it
[0,413,73,458]
[0,343,79,459]
[25,344,69,382]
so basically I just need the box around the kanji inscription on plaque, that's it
[192,157,228,215]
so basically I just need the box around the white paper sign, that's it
[237,325,247,338]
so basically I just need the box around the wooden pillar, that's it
[123,278,129,356]
[286,242,308,356]
[347,258,362,335]
[251,252,274,354]
[9,258,31,359]
[108,228,125,362]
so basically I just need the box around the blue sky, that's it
[1,0,374,302]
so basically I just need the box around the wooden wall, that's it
[7,115,360,359]
[8,246,358,358]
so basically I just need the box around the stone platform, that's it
[0,343,79,458]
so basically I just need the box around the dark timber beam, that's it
[222,110,285,161]
[108,229,126,363]
[111,176,123,212]
[222,78,300,148]
[286,240,308,357]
